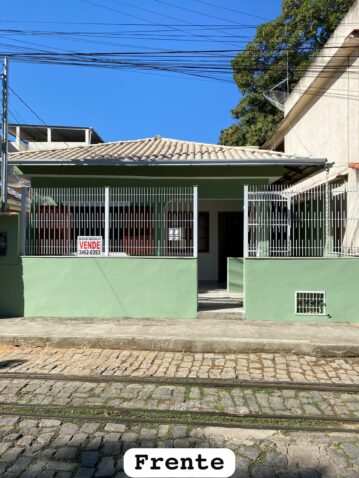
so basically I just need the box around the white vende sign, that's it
[77,236,103,256]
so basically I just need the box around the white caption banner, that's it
[124,448,236,478]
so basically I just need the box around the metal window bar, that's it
[25,186,195,257]
[245,183,359,258]
[295,291,326,315]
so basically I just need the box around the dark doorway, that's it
[218,212,243,283]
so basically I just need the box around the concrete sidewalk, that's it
[1,317,359,356]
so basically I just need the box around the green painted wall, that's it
[0,215,20,265]
[21,165,283,179]
[0,257,197,319]
[0,215,23,317]
[21,166,276,200]
[244,258,359,322]
[0,216,197,318]
[36,178,247,200]
[227,257,243,294]
[0,264,24,317]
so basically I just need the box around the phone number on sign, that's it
[78,250,102,256]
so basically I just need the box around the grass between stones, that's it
[0,403,357,432]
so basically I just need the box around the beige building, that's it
[264,0,359,189]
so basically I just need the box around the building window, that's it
[295,291,326,315]
[198,212,209,253]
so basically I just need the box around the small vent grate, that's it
[295,291,326,315]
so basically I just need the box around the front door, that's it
[218,212,243,283]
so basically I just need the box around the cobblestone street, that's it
[1,346,359,384]
[0,346,358,477]
[0,377,359,419]
[0,416,359,477]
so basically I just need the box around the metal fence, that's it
[24,186,197,257]
[244,183,359,257]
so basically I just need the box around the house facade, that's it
[1,6,359,324]
[0,133,326,320]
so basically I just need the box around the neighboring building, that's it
[2,124,103,211]
[263,0,359,189]
[8,124,103,152]
[247,1,359,324]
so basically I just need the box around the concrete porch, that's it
[197,282,244,320]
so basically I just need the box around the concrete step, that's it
[197,310,245,320]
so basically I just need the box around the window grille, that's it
[23,186,197,257]
[244,183,359,258]
[295,291,326,315]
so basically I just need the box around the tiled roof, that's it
[9,136,306,162]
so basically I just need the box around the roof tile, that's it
[9,136,308,162]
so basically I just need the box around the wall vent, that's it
[295,291,326,315]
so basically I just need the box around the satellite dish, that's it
[263,78,289,112]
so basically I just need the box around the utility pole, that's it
[1,57,8,212]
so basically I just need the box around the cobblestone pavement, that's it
[1,347,359,476]
[0,416,358,477]
[1,346,359,384]
[0,377,359,419]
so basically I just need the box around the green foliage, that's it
[219,0,354,147]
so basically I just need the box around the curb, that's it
[0,335,359,357]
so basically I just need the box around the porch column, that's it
[104,187,110,256]
[193,186,198,258]
[324,178,334,256]
[155,189,164,256]
[20,187,27,256]
[257,197,270,257]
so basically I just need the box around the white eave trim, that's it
[9,158,327,167]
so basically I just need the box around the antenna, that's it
[263,77,289,111]
[264,6,290,112]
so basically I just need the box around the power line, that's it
[1,53,359,124]
[1,44,359,88]
[9,107,23,124]
[0,20,259,28]
[149,0,246,48]
[3,29,359,53]
[152,0,243,26]
[86,0,242,48]
[9,87,47,125]
[192,0,270,22]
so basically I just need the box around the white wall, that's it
[285,1,359,114]
[283,1,359,186]
[26,142,90,151]
[285,53,359,167]
[198,199,242,281]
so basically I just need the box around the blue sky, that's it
[4,0,282,144]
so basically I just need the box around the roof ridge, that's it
[159,137,304,156]
[8,137,156,156]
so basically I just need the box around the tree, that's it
[219,0,354,147]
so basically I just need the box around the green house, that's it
[1,133,328,320]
